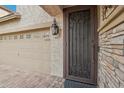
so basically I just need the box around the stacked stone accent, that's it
[98,23,124,88]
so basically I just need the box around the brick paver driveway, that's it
[0,64,64,88]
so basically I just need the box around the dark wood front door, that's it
[64,6,97,85]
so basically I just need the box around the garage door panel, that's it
[0,30,51,74]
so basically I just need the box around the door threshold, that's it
[64,79,97,88]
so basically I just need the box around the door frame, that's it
[63,5,98,85]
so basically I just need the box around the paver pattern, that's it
[0,64,64,88]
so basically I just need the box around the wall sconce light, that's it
[51,18,59,35]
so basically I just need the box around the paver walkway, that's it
[0,64,64,88]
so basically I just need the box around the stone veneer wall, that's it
[98,23,124,88]
[98,6,124,88]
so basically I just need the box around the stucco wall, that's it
[50,13,63,77]
[0,5,63,77]
[0,5,52,32]
[98,6,124,88]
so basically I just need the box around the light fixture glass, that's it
[51,18,59,35]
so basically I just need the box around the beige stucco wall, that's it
[50,13,63,77]
[0,5,63,77]
[0,5,52,32]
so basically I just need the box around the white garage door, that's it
[0,29,51,74]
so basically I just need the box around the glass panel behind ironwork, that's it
[68,10,91,79]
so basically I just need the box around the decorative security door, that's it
[64,6,97,85]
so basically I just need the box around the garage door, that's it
[0,28,51,74]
